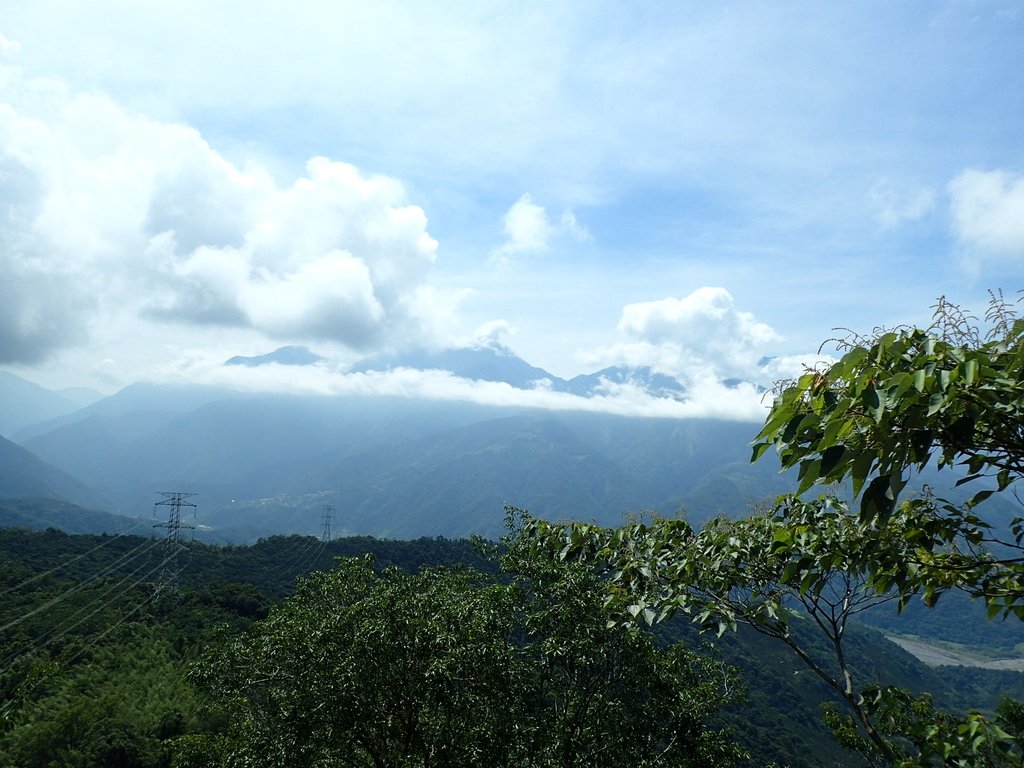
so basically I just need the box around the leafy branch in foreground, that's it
[521,293,1024,766]
[752,293,1024,524]
[518,494,1024,766]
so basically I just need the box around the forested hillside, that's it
[3,524,1023,767]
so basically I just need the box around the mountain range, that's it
[345,342,691,397]
[0,344,785,540]
[0,371,104,437]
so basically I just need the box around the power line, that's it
[0,520,151,599]
[272,535,323,580]
[0,536,164,635]
[0,548,176,671]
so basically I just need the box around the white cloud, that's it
[492,194,591,260]
[565,287,807,419]
[559,210,592,242]
[0,63,444,363]
[241,252,385,343]
[150,356,769,422]
[466,319,518,348]
[612,287,780,380]
[497,193,553,255]
[948,169,1024,257]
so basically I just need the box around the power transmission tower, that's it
[153,491,196,598]
[321,504,335,543]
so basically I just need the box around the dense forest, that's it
[1,523,1023,767]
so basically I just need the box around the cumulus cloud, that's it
[0,62,442,364]
[948,169,1024,257]
[492,193,590,260]
[499,193,552,254]
[143,155,440,349]
[563,286,804,419]
[612,287,780,380]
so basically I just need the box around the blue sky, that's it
[1,1,1022,418]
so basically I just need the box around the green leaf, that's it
[819,445,847,478]
[862,385,881,413]
[750,442,772,463]
[962,358,978,385]
[850,451,875,499]
[913,368,927,392]
[954,473,983,487]
[861,474,897,523]
[910,429,934,464]
[782,412,809,443]
[797,458,822,495]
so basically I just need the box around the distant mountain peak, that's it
[225,346,324,368]
[468,338,515,355]
[0,371,93,437]
[566,365,686,399]
[350,345,564,390]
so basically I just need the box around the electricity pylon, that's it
[153,491,196,598]
[321,504,335,543]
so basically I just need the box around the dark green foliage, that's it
[7,517,1024,767]
[1,627,199,768]
[185,550,745,767]
[1,526,744,768]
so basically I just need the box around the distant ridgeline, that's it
[1,364,792,541]
[2,346,997,548]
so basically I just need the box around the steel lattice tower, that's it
[321,504,335,543]
[153,491,196,597]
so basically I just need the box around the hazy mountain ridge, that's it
[3,362,784,541]
[0,348,1000,544]
[11,382,239,443]
[349,342,571,390]
[268,414,651,538]
[0,497,145,535]
[225,346,325,367]
[0,371,100,438]
[348,343,735,399]
[0,435,104,508]
[16,386,778,539]
[564,365,687,398]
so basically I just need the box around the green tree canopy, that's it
[182,548,744,768]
